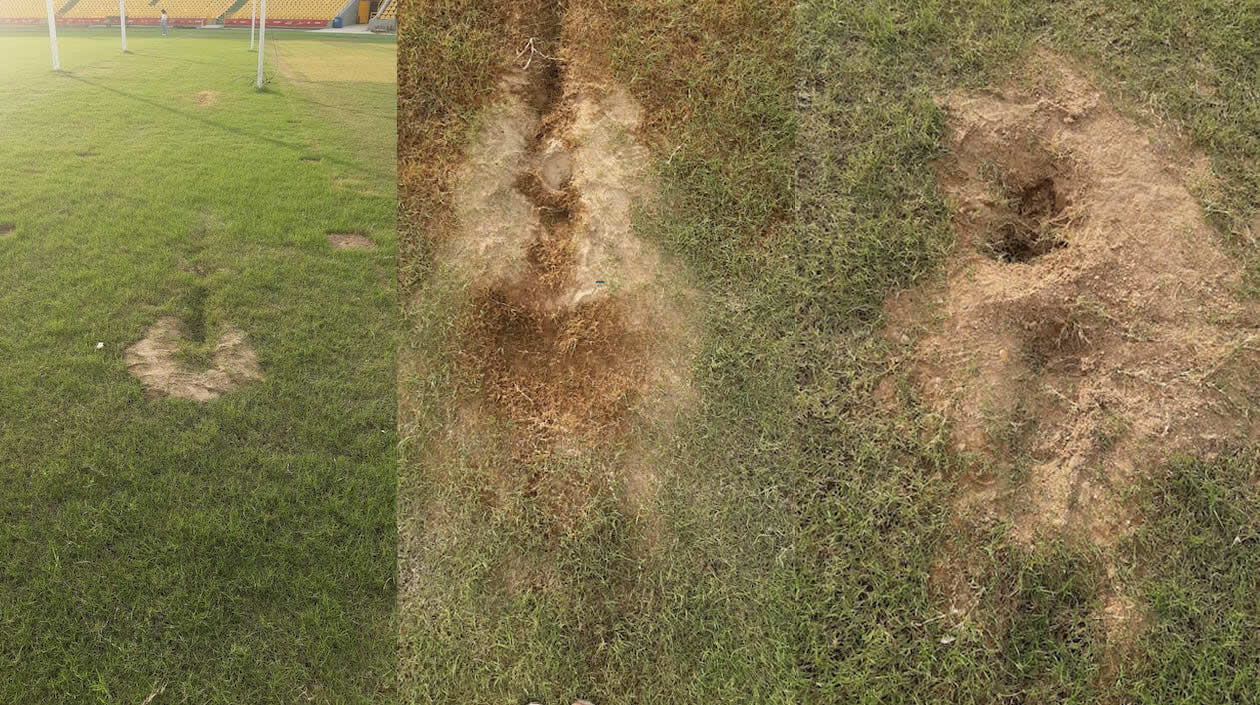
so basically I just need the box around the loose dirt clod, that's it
[125,317,263,401]
[327,232,374,249]
[539,148,572,191]
[887,51,1260,549]
[194,91,217,106]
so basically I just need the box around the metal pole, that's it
[254,0,266,88]
[44,0,60,70]
[119,0,126,52]
[249,0,255,49]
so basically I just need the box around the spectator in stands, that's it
[160,9,168,36]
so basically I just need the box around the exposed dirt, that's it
[300,156,321,163]
[327,232,375,250]
[125,317,263,402]
[0,223,14,235]
[429,17,696,539]
[887,50,1260,547]
[886,50,1260,645]
[194,91,217,106]
[75,151,97,158]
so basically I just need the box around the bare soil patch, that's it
[0,223,14,235]
[887,50,1260,548]
[75,151,97,158]
[433,19,697,540]
[300,156,321,163]
[194,91,217,106]
[327,232,374,250]
[125,317,263,402]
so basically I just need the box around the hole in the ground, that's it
[987,178,1068,263]
[0,223,14,235]
[520,47,565,114]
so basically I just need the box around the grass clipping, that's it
[886,50,1260,547]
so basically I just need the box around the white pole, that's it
[44,0,60,70]
[119,0,126,52]
[254,0,266,88]
[249,0,255,49]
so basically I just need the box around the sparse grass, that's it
[0,26,397,703]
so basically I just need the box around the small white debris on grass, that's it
[95,342,104,349]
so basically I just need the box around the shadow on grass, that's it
[59,72,389,178]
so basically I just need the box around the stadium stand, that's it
[0,0,50,23]
[0,0,348,26]
[223,0,347,26]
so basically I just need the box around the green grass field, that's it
[0,26,397,703]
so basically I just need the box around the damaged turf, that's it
[887,51,1260,644]
[125,317,263,402]
[888,50,1260,546]
[430,23,696,538]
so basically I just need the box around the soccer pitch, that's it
[0,27,396,702]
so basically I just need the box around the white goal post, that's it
[255,0,266,88]
[44,0,60,70]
